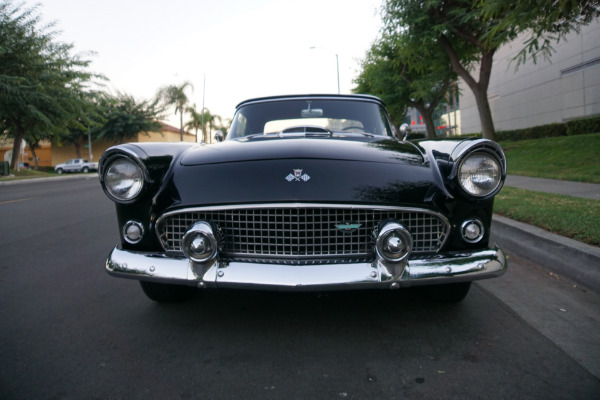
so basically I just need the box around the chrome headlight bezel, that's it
[457,150,503,198]
[102,156,146,204]
[375,221,413,263]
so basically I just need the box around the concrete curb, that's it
[491,214,600,291]
[0,173,98,186]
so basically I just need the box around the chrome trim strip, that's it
[449,139,507,179]
[235,95,385,109]
[99,147,152,204]
[157,203,449,219]
[105,245,506,290]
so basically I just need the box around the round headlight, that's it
[458,152,502,197]
[104,158,144,202]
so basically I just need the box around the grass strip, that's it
[494,187,600,246]
[500,133,600,183]
[0,168,57,181]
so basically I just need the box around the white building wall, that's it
[460,19,600,134]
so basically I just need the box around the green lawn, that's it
[494,187,600,246]
[500,133,600,183]
[0,168,57,181]
[497,134,599,245]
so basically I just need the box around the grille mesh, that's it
[157,206,449,261]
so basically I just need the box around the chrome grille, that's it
[156,205,450,261]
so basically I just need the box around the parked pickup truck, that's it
[54,159,99,174]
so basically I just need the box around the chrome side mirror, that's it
[399,123,410,141]
[214,130,224,142]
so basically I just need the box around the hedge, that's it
[455,115,600,142]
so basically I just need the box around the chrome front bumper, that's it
[106,245,507,291]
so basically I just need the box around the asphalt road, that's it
[1,177,599,399]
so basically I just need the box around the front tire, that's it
[56,168,63,174]
[139,281,196,303]
[423,282,472,303]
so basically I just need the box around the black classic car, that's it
[99,94,507,303]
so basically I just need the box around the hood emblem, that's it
[285,169,310,182]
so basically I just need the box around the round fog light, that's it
[461,219,485,243]
[123,221,144,244]
[182,222,218,263]
[375,222,413,263]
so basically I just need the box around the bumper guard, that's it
[106,245,507,291]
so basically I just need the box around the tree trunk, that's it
[10,125,25,170]
[74,138,82,159]
[439,36,497,140]
[445,91,452,136]
[452,81,458,135]
[179,111,184,142]
[473,90,496,140]
[30,145,39,170]
[413,103,436,139]
[422,110,436,139]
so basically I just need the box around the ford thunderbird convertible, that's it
[99,94,507,303]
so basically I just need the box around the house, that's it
[0,122,196,168]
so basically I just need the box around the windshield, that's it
[228,99,395,139]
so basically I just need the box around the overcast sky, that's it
[36,0,384,126]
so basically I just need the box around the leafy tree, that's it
[382,0,600,140]
[215,117,231,138]
[0,1,96,168]
[480,0,600,65]
[355,32,455,139]
[54,90,105,159]
[23,126,52,169]
[156,81,193,141]
[92,92,163,144]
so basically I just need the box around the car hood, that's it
[180,137,425,166]
[152,137,453,211]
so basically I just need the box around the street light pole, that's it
[335,53,340,94]
[201,74,206,143]
[310,46,340,94]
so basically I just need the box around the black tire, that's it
[56,168,63,174]
[139,281,196,303]
[422,282,472,303]
[82,167,89,173]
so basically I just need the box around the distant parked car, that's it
[99,94,507,303]
[54,159,98,174]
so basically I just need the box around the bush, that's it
[565,116,600,136]
[491,115,599,142]
[406,133,426,140]
[496,122,566,141]
[426,115,599,142]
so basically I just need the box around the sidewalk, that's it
[504,175,600,200]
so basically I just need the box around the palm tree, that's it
[186,106,230,143]
[185,105,203,142]
[201,109,214,143]
[156,81,194,141]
